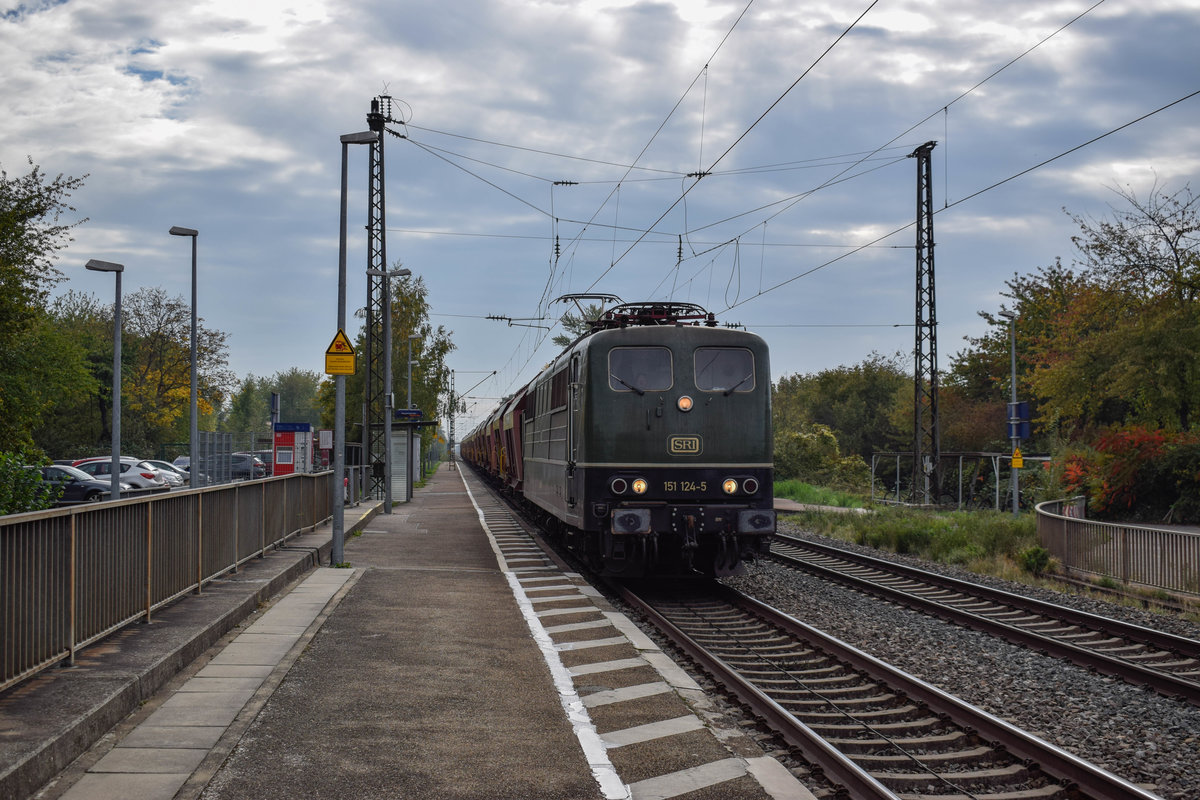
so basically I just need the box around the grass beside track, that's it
[773,482,1050,584]
[774,491,1200,619]
[777,505,1039,574]
[773,480,866,508]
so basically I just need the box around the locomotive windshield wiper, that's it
[723,373,753,396]
[610,373,645,395]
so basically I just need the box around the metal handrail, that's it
[1036,496,1200,597]
[1,472,334,692]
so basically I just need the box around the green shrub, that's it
[1018,545,1052,576]
[0,451,56,515]
[775,424,869,491]
[927,524,979,563]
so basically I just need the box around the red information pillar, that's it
[273,422,312,476]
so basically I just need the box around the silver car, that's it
[73,457,171,492]
[144,459,188,487]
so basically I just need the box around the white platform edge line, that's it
[459,470,632,800]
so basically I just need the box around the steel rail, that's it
[771,533,1200,704]
[728,584,1163,800]
[624,580,1162,800]
[615,582,900,800]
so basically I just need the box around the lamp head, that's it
[169,226,198,237]
[340,131,378,145]
[86,259,124,273]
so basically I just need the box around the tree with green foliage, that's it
[319,271,455,470]
[30,287,233,458]
[976,184,1200,438]
[118,286,233,452]
[551,302,607,349]
[0,159,91,453]
[1067,181,1200,431]
[221,368,323,433]
[222,375,273,434]
[774,423,870,490]
[0,452,56,515]
[273,367,324,427]
[773,352,909,460]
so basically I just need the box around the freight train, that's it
[460,297,775,577]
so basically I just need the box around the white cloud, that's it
[2,0,1197,433]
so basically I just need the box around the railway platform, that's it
[10,463,811,800]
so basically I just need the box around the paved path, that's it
[53,569,354,800]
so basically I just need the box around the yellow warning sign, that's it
[1012,447,1024,469]
[325,329,356,375]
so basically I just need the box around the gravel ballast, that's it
[723,523,1200,800]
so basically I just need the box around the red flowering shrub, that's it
[1050,427,1200,523]
[1091,426,1167,514]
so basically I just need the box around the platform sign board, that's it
[325,329,356,375]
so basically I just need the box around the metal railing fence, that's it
[1036,497,1200,596]
[1,471,333,692]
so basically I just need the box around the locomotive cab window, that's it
[695,347,754,393]
[609,347,672,393]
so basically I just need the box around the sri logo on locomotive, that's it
[668,435,702,455]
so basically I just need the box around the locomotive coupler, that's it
[682,514,698,555]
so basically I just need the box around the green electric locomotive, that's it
[463,298,775,577]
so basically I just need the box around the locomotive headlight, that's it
[632,478,649,495]
[743,477,760,494]
[722,478,739,495]
[610,477,629,495]
[677,395,693,412]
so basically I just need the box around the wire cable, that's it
[719,87,1200,315]
[583,0,881,293]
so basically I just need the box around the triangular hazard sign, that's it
[326,329,354,356]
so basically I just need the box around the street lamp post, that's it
[1000,310,1019,514]
[86,259,125,500]
[366,266,410,511]
[169,226,199,487]
[334,131,378,565]
[407,333,419,501]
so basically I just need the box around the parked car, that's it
[144,459,188,487]
[26,464,133,504]
[72,457,171,492]
[250,450,274,477]
[231,453,267,480]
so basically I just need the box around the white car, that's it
[144,459,188,487]
[73,457,171,492]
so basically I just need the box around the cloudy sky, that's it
[4,0,1198,432]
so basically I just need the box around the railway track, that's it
[618,579,1161,800]
[769,534,1200,704]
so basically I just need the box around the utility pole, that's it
[363,95,390,501]
[448,370,456,470]
[1000,310,1023,514]
[910,141,940,505]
